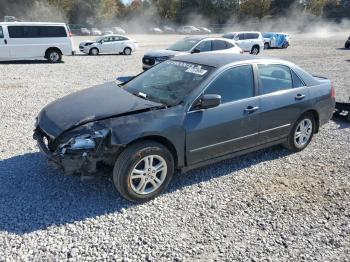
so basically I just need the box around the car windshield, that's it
[123,60,214,106]
[167,38,201,52]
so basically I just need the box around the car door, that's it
[185,65,260,165]
[0,26,10,59]
[98,37,112,53]
[234,33,246,51]
[256,64,311,143]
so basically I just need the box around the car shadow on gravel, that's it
[0,153,131,235]
[0,147,291,235]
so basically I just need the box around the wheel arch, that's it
[301,109,320,133]
[45,47,62,57]
[125,135,180,169]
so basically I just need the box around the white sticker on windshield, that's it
[185,65,208,75]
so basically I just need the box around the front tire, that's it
[113,141,174,202]
[264,42,270,49]
[283,113,315,152]
[89,48,99,56]
[123,47,132,55]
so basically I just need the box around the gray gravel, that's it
[0,33,350,261]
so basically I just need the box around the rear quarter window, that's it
[245,33,259,39]
[258,64,293,94]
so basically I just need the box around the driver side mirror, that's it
[193,94,221,110]
[191,48,201,54]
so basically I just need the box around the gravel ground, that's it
[0,33,349,261]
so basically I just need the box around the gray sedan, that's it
[34,53,335,202]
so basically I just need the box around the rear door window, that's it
[291,70,305,88]
[0,27,3,38]
[204,65,254,103]
[39,26,67,37]
[258,64,293,94]
[212,40,227,51]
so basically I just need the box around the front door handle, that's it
[4,39,7,44]
[244,106,259,114]
[295,94,306,100]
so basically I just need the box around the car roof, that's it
[172,53,283,68]
[225,31,261,34]
[0,22,66,26]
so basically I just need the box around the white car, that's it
[223,31,264,55]
[79,35,138,55]
[178,26,201,34]
[0,22,74,63]
[112,27,126,35]
[142,36,243,70]
[91,28,102,36]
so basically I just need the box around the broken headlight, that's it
[59,129,109,154]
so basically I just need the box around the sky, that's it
[122,0,133,5]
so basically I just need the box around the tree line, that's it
[1,0,349,26]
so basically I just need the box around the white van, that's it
[0,22,74,63]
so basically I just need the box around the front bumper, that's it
[33,128,114,175]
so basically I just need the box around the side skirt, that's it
[181,138,287,173]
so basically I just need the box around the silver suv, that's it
[223,31,264,55]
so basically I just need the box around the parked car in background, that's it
[163,26,175,34]
[102,28,114,35]
[223,31,264,55]
[112,27,126,35]
[199,27,212,34]
[142,36,243,70]
[34,53,335,202]
[345,35,350,49]
[91,28,102,36]
[79,34,138,55]
[0,22,74,63]
[178,26,201,34]
[80,27,91,36]
[263,32,290,49]
[149,27,163,34]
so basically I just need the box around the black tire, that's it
[89,48,99,56]
[345,43,350,49]
[250,45,260,55]
[113,141,174,202]
[283,113,315,152]
[264,42,270,50]
[123,47,132,55]
[46,49,62,63]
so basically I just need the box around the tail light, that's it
[331,82,335,98]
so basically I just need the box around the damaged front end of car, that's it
[33,123,121,176]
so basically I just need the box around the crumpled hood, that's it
[79,40,95,45]
[144,49,187,57]
[37,82,162,138]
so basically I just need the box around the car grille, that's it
[142,56,155,66]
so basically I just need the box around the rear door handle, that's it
[295,94,306,100]
[244,106,259,114]
[4,39,7,44]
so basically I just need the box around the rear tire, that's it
[46,49,62,63]
[123,47,132,55]
[250,45,260,55]
[264,42,270,49]
[345,43,350,49]
[89,48,99,56]
[113,141,174,202]
[283,113,315,152]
